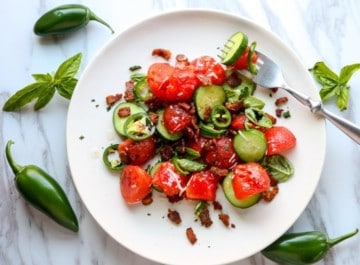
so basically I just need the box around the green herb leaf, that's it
[309,61,360,111]
[309,61,339,85]
[3,83,43,111]
[339,63,360,84]
[54,53,82,80]
[56,77,78,99]
[336,86,349,111]
[2,53,82,111]
[34,85,56,110]
[261,154,294,182]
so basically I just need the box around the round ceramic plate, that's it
[67,9,326,265]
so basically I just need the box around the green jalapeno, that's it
[199,121,227,137]
[210,104,232,129]
[248,41,257,75]
[34,4,114,36]
[124,112,155,141]
[134,79,153,101]
[261,229,358,265]
[103,144,123,170]
[5,140,78,232]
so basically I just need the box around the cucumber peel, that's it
[220,31,248,65]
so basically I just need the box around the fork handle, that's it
[316,107,360,144]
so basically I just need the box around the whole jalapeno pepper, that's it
[5,140,79,232]
[261,229,358,264]
[33,4,114,36]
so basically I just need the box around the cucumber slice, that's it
[155,110,183,141]
[194,85,226,121]
[233,129,267,162]
[222,172,261,208]
[220,31,248,65]
[113,102,146,136]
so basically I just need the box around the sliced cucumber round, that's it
[222,172,261,208]
[194,85,226,121]
[220,31,248,65]
[155,110,183,141]
[233,129,267,162]
[113,102,146,136]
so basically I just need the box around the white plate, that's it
[67,9,326,265]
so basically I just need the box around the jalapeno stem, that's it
[5,140,24,175]
[89,10,114,33]
[328,228,358,247]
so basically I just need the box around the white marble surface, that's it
[1,0,360,264]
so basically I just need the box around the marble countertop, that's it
[1,0,360,264]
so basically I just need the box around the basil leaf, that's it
[245,108,273,129]
[319,84,339,101]
[243,95,265,109]
[261,154,294,183]
[339,63,360,84]
[34,85,56,110]
[309,61,339,85]
[3,82,43,111]
[32,73,53,83]
[336,86,349,111]
[174,158,206,172]
[54,53,82,80]
[56,77,78,99]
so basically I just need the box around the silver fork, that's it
[253,51,360,145]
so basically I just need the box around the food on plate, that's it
[103,31,296,221]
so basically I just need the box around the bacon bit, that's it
[152,48,172,60]
[142,192,153,206]
[186,227,197,245]
[231,223,236,228]
[275,96,289,106]
[213,200,223,211]
[262,185,279,202]
[275,108,284,118]
[210,166,229,180]
[271,87,279,93]
[167,194,184,203]
[144,96,164,111]
[219,213,230,227]
[167,209,182,225]
[148,112,159,125]
[199,207,213,228]
[176,54,189,63]
[117,106,131,118]
[124,80,135,102]
[106,93,122,106]
[225,101,244,113]
[160,145,175,161]
[178,102,192,112]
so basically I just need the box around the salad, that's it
[103,31,296,222]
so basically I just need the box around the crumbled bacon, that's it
[262,185,279,202]
[124,80,135,102]
[167,209,182,225]
[210,166,229,179]
[213,200,223,211]
[225,101,244,113]
[219,213,230,227]
[176,54,189,63]
[160,145,175,161]
[186,227,197,245]
[226,71,242,88]
[148,112,159,125]
[144,96,164,111]
[142,192,153,206]
[265,112,277,125]
[275,96,289,106]
[117,106,131,118]
[275,108,284,118]
[152,48,172,60]
[199,207,212,228]
[106,93,122,106]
